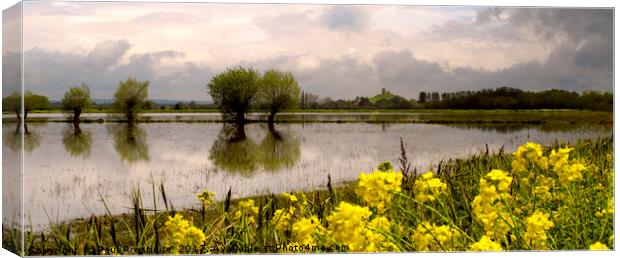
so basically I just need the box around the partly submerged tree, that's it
[61,84,91,127]
[207,67,260,124]
[2,91,49,123]
[112,78,149,123]
[257,70,301,124]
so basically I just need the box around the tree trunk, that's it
[73,108,81,127]
[234,123,246,141]
[127,111,134,124]
[23,111,29,134]
[267,112,276,125]
[268,120,276,133]
[236,112,245,125]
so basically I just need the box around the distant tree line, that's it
[297,87,612,111]
[417,87,612,111]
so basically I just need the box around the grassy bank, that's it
[3,136,613,255]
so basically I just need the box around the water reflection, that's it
[209,124,259,174]
[209,123,301,175]
[258,124,301,171]
[3,123,41,153]
[108,123,149,163]
[62,125,92,158]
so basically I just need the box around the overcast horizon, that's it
[2,2,614,101]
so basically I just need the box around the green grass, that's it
[4,136,613,255]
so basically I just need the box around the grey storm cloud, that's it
[373,42,611,96]
[16,40,214,100]
[320,6,370,32]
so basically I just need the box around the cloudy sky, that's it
[2,1,613,101]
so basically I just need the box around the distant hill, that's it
[369,89,400,104]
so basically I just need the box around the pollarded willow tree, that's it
[257,69,301,124]
[61,83,91,127]
[112,77,149,124]
[2,91,49,134]
[207,67,260,124]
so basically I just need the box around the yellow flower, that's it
[355,170,403,212]
[414,172,448,203]
[161,214,206,253]
[486,169,513,192]
[326,202,396,252]
[235,199,259,224]
[272,207,295,231]
[471,170,514,241]
[413,221,463,251]
[197,190,216,206]
[549,147,572,167]
[524,211,554,250]
[292,216,325,245]
[589,242,609,250]
[597,197,614,216]
[469,236,503,251]
[512,142,546,173]
[282,193,298,202]
[326,202,372,244]
[368,216,391,231]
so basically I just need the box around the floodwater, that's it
[1,114,612,229]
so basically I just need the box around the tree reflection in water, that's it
[108,123,149,163]
[209,124,259,175]
[258,124,301,171]
[62,124,92,158]
[209,123,301,175]
[4,122,41,153]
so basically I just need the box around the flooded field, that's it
[1,114,612,229]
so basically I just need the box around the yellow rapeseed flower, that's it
[272,207,296,231]
[524,211,554,250]
[292,216,325,245]
[413,221,463,251]
[326,202,396,252]
[326,202,372,245]
[549,147,572,167]
[197,190,216,207]
[589,242,609,250]
[414,172,448,203]
[355,170,403,212]
[161,214,206,254]
[472,170,514,240]
[512,142,547,173]
[469,235,503,251]
[597,197,614,217]
[234,199,259,224]
[282,193,298,202]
